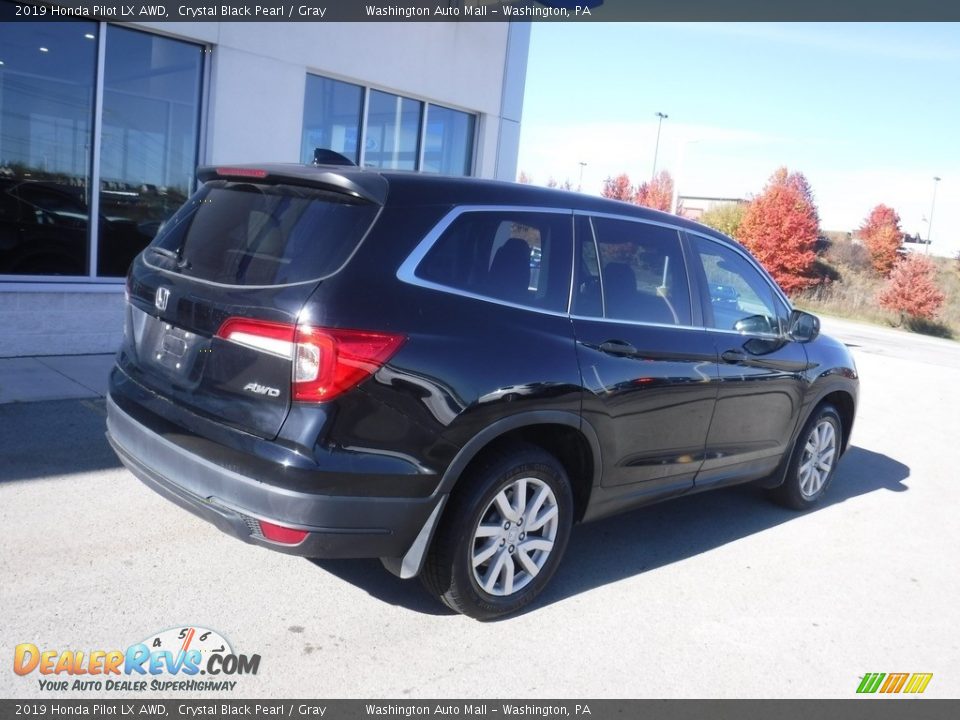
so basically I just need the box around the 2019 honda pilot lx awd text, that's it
[106,163,858,619]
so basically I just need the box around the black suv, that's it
[107,164,858,619]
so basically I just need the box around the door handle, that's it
[721,349,746,363]
[598,340,637,357]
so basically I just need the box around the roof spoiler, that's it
[197,164,387,205]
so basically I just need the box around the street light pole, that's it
[926,176,941,254]
[652,112,668,180]
[578,162,587,192]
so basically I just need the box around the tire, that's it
[422,442,574,620]
[771,404,842,510]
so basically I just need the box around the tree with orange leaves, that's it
[878,254,945,321]
[635,170,674,212]
[601,174,634,201]
[858,204,903,275]
[738,167,820,293]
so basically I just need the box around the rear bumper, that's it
[106,395,443,559]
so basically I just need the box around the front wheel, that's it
[422,443,573,620]
[772,404,842,510]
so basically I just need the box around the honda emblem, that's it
[155,287,170,312]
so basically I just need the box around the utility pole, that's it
[652,112,668,180]
[926,176,941,254]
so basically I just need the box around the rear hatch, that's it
[119,166,386,439]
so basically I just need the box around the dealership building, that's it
[0,8,530,356]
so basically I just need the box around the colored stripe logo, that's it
[857,673,933,694]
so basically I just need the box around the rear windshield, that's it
[145,180,379,285]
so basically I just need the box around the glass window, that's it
[364,90,422,170]
[692,235,784,335]
[416,211,572,313]
[300,75,364,165]
[572,216,602,317]
[0,20,97,276]
[422,104,475,175]
[590,217,692,326]
[97,27,203,277]
[147,181,379,287]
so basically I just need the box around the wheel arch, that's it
[758,383,857,490]
[382,411,601,580]
[437,411,602,523]
[818,388,855,455]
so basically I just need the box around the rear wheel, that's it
[422,443,573,620]
[772,404,842,510]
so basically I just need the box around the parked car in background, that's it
[0,178,158,276]
[106,162,859,619]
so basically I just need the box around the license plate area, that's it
[155,323,193,371]
[130,305,207,381]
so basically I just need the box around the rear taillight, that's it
[216,318,296,358]
[216,318,404,402]
[292,326,405,402]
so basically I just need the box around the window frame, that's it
[0,22,208,284]
[300,73,366,165]
[363,89,424,172]
[303,73,478,177]
[569,210,700,331]
[399,205,793,333]
[421,103,478,176]
[683,229,794,338]
[397,205,575,317]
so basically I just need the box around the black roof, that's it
[199,163,729,242]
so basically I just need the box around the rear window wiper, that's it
[147,246,178,261]
[147,246,191,269]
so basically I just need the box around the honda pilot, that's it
[106,163,858,619]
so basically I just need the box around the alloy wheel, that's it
[470,476,559,597]
[798,419,837,498]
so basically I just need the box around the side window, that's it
[588,217,692,326]
[415,210,572,313]
[691,235,785,335]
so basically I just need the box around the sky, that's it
[516,22,960,257]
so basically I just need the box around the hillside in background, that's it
[796,233,960,339]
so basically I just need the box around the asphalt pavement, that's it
[1,317,958,698]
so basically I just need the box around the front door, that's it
[685,232,810,488]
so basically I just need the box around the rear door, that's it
[119,173,382,439]
[571,214,718,502]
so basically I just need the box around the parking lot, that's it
[1,316,958,699]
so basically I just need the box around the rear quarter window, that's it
[413,209,573,313]
[146,181,379,286]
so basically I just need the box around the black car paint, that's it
[107,165,858,576]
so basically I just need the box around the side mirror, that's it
[788,309,820,343]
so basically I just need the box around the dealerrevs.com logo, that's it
[13,626,260,692]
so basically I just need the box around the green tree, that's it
[697,202,747,238]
